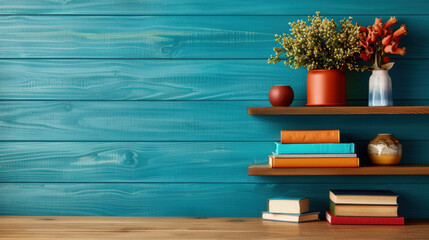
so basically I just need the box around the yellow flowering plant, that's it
[268,12,361,71]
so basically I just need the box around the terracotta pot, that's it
[269,85,294,107]
[368,134,402,165]
[306,70,347,106]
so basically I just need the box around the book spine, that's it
[330,202,398,217]
[274,153,357,158]
[269,156,359,168]
[270,156,359,168]
[281,130,340,144]
[329,201,336,216]
[326,211,404,225]
[275,143,355,154]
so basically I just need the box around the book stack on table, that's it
[326,190,404,225]
[262,197,319,223]
[269,130,359,168]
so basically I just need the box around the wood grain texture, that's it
[247,106,429,115]
[249,165,429,176]
[1,0,428,15]
[0,16,425,58]
[0,59,427,101]
[1,141,428,183]
[0,59,307,100]
[1,101,429,141]
[0,183,429,217]
[0,217,428,240]
[0,0,428,219]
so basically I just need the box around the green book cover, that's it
[330,200,336,216]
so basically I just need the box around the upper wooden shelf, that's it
[247,106,429,115]
[248,164,429,176]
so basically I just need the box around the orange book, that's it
[280,130,340,144]
[269,155,359,168]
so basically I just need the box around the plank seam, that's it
[0,140,425,143]
[1,182,428,184]
[0,58,425,60]
[0,14,428,17]
[1,99,429,102]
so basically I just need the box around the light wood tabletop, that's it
[0,216,428,239]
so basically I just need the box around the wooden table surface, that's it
[0,216,428,240]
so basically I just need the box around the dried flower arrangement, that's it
[268,12,361,71]
[359,17,408,71]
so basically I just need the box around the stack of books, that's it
[262,197,319,223]
[269,130,359,168]
[326,190,404,225]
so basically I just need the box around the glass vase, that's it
[368,70,393,106]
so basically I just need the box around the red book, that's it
[326,210,404,225]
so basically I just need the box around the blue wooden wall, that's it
[0,1,429,218]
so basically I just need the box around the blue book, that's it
[275,142,355,154]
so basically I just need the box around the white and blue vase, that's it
[368,69,393,106]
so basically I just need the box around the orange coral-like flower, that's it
[393,24,408,39]
[360,39,368,48]
[392,48,406,56]
[359,17,407,64]
[384,42,406,55]
[382,35,393,46]
[374,18,382,26]
[359,26,367,32]
[392,47,406,55]
[366,26,377,44]
[383,17,397,29]
[373,25,383,36]
[384,42,397,53]
[365,46,374,55]
[361,50,371,61]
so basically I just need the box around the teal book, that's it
[275,142,355,154]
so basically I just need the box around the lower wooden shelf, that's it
[248,164,429,176]
[1,216,428,239]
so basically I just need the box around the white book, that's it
[262,212,319,223]
[273,153,357,158]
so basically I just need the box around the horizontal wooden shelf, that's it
[1,216,428,239]
[248,164,429,176]
[247,106,429,115]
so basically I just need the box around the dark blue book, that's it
[330,190,398,205]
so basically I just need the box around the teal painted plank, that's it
[0,0,427,15]
[0,141,428,183]
[0,59,426,101]
[0,100,427,141]
[0,183,428,218]
[1,101,429,141]
[0,16,425,58]
[0,59,307,100]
